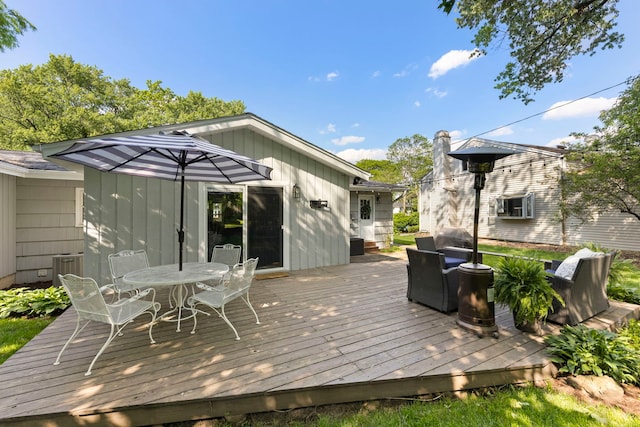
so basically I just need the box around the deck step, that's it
[364,241,379,253]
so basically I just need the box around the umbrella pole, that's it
[178,170,185,271]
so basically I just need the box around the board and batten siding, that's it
[15,178,83,284]
[83,127,351,284]
[0,173,16,288]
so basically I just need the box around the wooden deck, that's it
[1,252,638,426]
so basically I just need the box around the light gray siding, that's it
[566,212,640,251]
[15,178,83,284]
[83,128,352,284]
[0,173,16,288]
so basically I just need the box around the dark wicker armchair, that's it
[415,236,470,268]
[546,252,613,325]
[406,248,459,313]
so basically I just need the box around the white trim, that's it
[0,162,83,180]
[75,187,84,227]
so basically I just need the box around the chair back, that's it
[58,274,112,324]
[226,257,258,293]
[108,250,149,286]
[415,236,437,251]
[211,243,242,266]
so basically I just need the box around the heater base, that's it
[457,262,499,339]
[456,318,499,339]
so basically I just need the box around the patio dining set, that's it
[54,244,261,376]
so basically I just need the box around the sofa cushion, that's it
[554,248,604,280]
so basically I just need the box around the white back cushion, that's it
[554,248,604,280]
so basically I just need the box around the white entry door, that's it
[358,195,375,241]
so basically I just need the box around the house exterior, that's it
[420,130,640,252]
[33,113,399,286]
[0,150,83,288]
[350,179,406,248]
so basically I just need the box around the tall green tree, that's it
[0,0,35,52]
[0,54,245,150]
[354,159,401,184]
[561,76,640,222]
[386,134,432,211]
[439,0,624,104]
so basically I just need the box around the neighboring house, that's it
[350,178,406,248]
[32,113,398,286]
[420,130,640,252]
[0,150,83,288]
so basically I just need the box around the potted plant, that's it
[494,256,565,334]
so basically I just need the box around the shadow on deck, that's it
[1,253,638,426]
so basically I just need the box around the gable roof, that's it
[0,149,82,180]
[36,113,370,180]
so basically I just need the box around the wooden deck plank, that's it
[0,253,637,426]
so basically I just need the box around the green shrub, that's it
[0,287,70,318]
[545,323,640,385]
[607,284,640,304]
[393,211,419,233]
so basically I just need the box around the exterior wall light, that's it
[292,184,300,199]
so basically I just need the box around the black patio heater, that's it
[447,147,514,338]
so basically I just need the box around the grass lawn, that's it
[238,384,639,426]
[0,316,55,364]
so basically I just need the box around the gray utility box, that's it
[52,253,84,286]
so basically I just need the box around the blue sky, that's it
[3,0,640,163]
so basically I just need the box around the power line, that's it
[464,78,632,142]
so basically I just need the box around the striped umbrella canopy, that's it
[51,131,273,270]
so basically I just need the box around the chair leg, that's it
[54,317,89,366]
[242,293,260,325]
[85,323,120,376]
[220,304,241,340]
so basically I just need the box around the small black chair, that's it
[406,248,459,313]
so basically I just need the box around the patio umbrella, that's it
[50,131,273,270]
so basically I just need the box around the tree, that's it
[561,76,640,222]
[0,54,245,150]
[386,134,433,211]
[0,0,35,52]
[439,0,624,104]
[354,159,401,184]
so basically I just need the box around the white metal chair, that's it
[108,249,150,299]
[54,274,160,376]
[211,243,242,266]
[188,258,260,340]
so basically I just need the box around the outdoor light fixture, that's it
[309,200,328,209]
[447,146,515,338]
[293,184,300,199]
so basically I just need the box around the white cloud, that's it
[394,63,418,78]
[426,87,448,98]
[542,97,617,120]
[487,126,514,137]
[319,123,336,134]
[326,71,339,81]
[428,49,482,79]
[351,122,360,128]
[449,130,464,140]
[335,148,387,163]
[545,135,581,148]
[331,135,365,146]
[371,70,381,78]
[414,101,421,107]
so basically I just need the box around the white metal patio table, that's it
[123,262,229,332]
